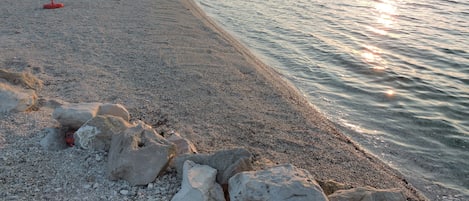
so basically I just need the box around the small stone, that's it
[54,188,62,192]
[93,183,99,189]
[96,154,102,162]
[84,184,92,189]
[86,175,96,182]
[147,183,154,189]
[120,189,129,195]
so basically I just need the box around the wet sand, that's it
[0,0,427,200]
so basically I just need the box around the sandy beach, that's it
[1,0,428,200]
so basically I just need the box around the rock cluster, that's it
[0,68,403,201]
[44,102,177,186]
[174,148,253,185]
[35,101,408,201]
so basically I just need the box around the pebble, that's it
[147,183,154,189]
[120,189,129,195]
[93,183,99,189]
[95,154,102,162]
[83,184,91,189]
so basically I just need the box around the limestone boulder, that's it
[52,102,101,129]
[171,160,225,201]
[0,82,37,113]
[52,102,130,129]
[228,164,329,201]
[318,180,352,195]
[39,128,67,151]
[328,187,406,201]
[107,121,176,186]
[166,132,197,156]
[174,148,252,185]
[97,103,130,122]
[74,115,131,151]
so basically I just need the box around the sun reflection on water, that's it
[386,89,395,97]
[376,2,397,15]
[370,1,398,35]
[360,45,387,71]
[359,1,399,71]
[376,3,395,28]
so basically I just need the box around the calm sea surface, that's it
[194,0,469,200]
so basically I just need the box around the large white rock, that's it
[52,102,101,129]
[0,82,37,113]
[174,148,252,185]
[171,160,225,201]
[228,164,329,201]
[107,121,176,186]
[74,115,131,151]
[97,103,130,122]
[328,186,406,201]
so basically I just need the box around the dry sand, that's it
[0,0,428,200]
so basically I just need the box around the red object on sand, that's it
[43,0,64,9]
[65,131,75,147]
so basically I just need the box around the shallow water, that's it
[195,0,469,200]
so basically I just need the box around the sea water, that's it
[194,0,469,200]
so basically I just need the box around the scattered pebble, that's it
[120,189,129,195]
[95,154,102,162]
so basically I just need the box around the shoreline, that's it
[1,0,427,200]
[182,0,428,199]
